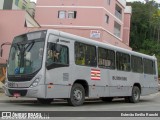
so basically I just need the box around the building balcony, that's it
[115,10,122,20]
[117,0,126,7]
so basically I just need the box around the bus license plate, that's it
[13,93,20,97]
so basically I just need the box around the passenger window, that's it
[75,42,97,67]
[47,42,69,67]
[98,47,115,69]
[143,59,155,74]
[131,55,143,73]
[116,52,130,71]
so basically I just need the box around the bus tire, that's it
[101,97,113,102]
[67,83,85,106]
[37,98,53,104]
[129,86,140,103]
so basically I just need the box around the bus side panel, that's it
[45,84,71,98]
[71,66,110,98]
[141,74,158,96]
[26,84,46,98]
[89,69,110,97]
[89,86,108,98]
[108,70,133,97]
[45,67,72,98]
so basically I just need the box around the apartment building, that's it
[0,0,36,17]
[35,0,132,49]
[0,0,40,61]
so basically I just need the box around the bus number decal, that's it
[112,76,127,81]
[91,69,101,80]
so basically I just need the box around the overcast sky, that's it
[30,0,160,4]
[126,0,160,3]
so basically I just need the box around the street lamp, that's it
[0,42,11,57]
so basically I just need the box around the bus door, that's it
[45,34,71,98]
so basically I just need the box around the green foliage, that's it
[128,1,160,76]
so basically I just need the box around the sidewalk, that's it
[0,82,4,93]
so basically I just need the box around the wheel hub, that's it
[134,91,139,100]
[73,89,82,101]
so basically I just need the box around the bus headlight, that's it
[30,78,40,88]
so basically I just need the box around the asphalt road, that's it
[0,92,160,120]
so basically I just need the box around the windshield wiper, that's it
[25,41,35,52]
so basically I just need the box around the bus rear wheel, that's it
[129,86,140,103]
[37,98,53,104]
[67,83,85,106]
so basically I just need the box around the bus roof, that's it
[13,29,156,60]
[47,29,156,60]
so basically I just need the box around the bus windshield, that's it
[8,31,46,75]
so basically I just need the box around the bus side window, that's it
[98,47,115,69]
[131,55,143,73]
[75,43,85,65]
[143,58,155,75]
[75,42,97,67]
[116,52,130,71]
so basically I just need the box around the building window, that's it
[105,14,109,24]
[114,22,121,38]
[68,11,77,19]
[58,11,66,19]
[115,4,122,20]
[3,0,13,10]
[15,0,19,6]
[107,0,110,5]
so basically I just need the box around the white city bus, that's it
[3,29,159,106]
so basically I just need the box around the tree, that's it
[128,1,160,76]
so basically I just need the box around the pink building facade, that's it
[35,0,132,50]
[0,10,40,61]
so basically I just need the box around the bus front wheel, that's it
[129,86,140,103]
[67,83,85,106]
[37,98,53,104]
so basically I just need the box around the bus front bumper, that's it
[2,84,46,98]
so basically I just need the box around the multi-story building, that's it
[35,0,132,50]
[0,0,40,61]
[0,0,19,9]
[27,1,36,17]
[0,0,36,17]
